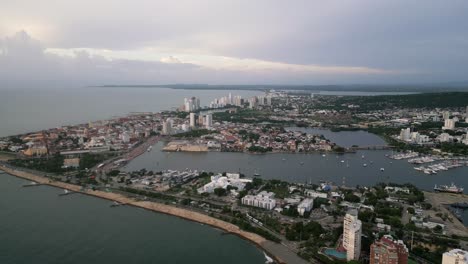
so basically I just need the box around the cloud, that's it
[1,31,400,86]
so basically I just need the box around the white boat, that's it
[341,160,345,163]
[380,168,385,172]
[322,154,326,157]
[264,252,274,264]
[363,163,367,167]
[361,155,365,159]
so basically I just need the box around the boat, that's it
[380,168,385,172]
[363,163,367,167]
[264,252,274,264]
[300,162,304,165]
[322,154,326,157]
[254,169,261,177]
[434,183,464,194]
[282,158,286,161]
[361,155,365,159]
[341,160,345,163]
[147,146,152,152]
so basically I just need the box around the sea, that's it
[0,87,466,263]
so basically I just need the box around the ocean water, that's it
[0,175,265,264]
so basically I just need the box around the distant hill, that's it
[98,83,468,93]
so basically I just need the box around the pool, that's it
[323,248,347,260]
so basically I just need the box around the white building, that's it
[305,190,328,199]
[241,191,276,210]
[197,173,251,194]
[399,128,411,141]
[438,133,452,143]
[442,249,468,264]
[343,209,362,261]
[190,113,196,128]
[443,118,456,130]
[205,114,213,129]
[297,198,314,216]
[162,119,172,135]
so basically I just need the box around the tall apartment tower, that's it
[343,209,362,261]
[370,235,408,264]
[189,113,196,128]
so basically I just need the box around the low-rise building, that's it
[241,191,276,210]
[370,235,408,264]
[297,198,314,216]
[442,249,468,264]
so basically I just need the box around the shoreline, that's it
[0,165,287,264]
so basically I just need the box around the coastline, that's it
[0,165,289,264]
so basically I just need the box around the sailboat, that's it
[253,169,261,177]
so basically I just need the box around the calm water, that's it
[0,175,265,264]
[124,129,468,225]
[0,87,265,264]
[0,87,260,137]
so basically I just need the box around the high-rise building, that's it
[443,118,456,130]
[442,249,468,264]
[162,119,172,135]
[370,235,408,264]
[190,113,197,128]
[443,111,451,120]
[343,209,362,261]
[205,114,213,129]
[400,128,411,141]
[249,97,258,109]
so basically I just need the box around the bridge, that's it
[350,145,395,150]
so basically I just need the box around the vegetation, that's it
[9,154,65,173]
[173,129,214,138]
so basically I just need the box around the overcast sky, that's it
[1,0,467,86]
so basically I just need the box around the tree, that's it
[214,187,227,196]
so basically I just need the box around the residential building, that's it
[297,198,314,216]
[241,191,276,210]
[370,235,408,264]
[443,118,456,130]
[343,209,362,261]
[442,249,468,264]
[190,113,196,128]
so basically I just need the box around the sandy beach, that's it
[0,164,294,264]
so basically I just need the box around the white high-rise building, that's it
[205,114,213,129]
[442,249,468,264]
[249,97,257,109]
[400,128,411,141]
[443,111,451,120]
[190,113,196,128]
[443,118,456,130]
[266,96,272,105]
[162,119,172,135]
[343,209,362,261]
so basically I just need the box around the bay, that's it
[0,175,265,264]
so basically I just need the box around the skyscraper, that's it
[370,235,408,264]
[343,209,362,261]
[205,114,213,129]
[190,113,196,128]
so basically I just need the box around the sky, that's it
[1,0,468,86]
